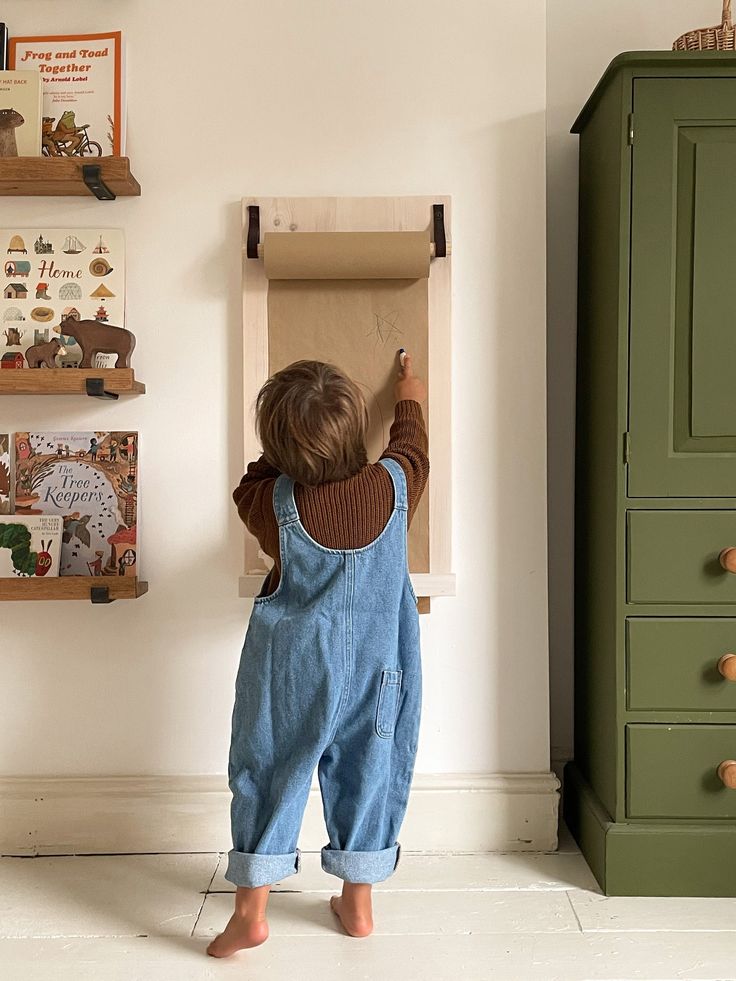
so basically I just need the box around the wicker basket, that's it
[673,0,736,50]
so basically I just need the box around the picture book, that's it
[0,433,10,514]
[1,228,125,368]
[8,32,124,155]
[0,514,62,578]
[14,431,138,577]
[0,70,42,156]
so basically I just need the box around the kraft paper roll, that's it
[263,230,431,281]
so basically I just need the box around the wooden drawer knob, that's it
[718,654,736,681]
[720,547,736,573]
[718,761,736,789]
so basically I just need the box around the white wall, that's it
[547,0,723,763]
[0,0,549,781]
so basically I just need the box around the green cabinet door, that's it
[629,78,736,497]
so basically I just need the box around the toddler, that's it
[208,353,428,957]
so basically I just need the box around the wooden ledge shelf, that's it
[0,577,148,603]
[0,157,140,199]
[0,369,145,398]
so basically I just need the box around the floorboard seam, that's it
[565,891,584,934]
[191,853,221,937]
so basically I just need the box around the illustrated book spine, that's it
[0,433,10,514]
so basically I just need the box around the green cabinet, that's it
[565,53,736,897]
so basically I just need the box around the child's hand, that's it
[394,350,427,404]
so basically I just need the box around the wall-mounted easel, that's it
[240,196,455,610]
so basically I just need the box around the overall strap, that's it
[379,457,408,512]
[272,474,299,526]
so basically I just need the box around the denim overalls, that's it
[226,457,421,888]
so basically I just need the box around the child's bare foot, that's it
[206,912,268,957]
[330,882,373,938]
[206,884,270,958]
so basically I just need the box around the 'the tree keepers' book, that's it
[14,431,138,577]
[8,32,124,155]
[0,70,42,156]
[0,514,62,578]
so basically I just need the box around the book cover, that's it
[14,431,138,577]
[0,513,62,577]
[0,433,10,514]
[0,70,42,155]
[1,228,125,368]
[8,32,124,155]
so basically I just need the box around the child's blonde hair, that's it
[256,360,369,486]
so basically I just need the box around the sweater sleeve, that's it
[232,455,281,563]
[380,400,430,527]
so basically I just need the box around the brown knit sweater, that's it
[234,399,429,594]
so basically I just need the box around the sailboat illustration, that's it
[63,234,85,255]
[92,235,110,254]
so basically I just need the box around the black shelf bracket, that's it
[246,204,260,259]
[432,203,447,258]
[91,586,113,604]
[86,377,119,400]
[82,164,116,201]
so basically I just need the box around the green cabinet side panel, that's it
[574,71,629,821]
[628,510,736,604]
[627,724,736,819]
[628,618,736,712]
[629,79,736,497]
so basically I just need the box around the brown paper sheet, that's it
[266,231,430,571]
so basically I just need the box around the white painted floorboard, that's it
[2,834,736,980]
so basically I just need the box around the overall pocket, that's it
[375,669,403,738]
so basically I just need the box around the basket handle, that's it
[724,0,733,29]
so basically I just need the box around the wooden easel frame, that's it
[239,195,455,604]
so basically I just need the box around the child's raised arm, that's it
[381,350,429,526]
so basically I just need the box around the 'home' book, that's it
[14,431,138,577]
[1,227,126,369]
[8,32,124,155]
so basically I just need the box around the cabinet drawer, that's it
[628,510,736,604]
[627,724,736,818]
[628,619,736,711]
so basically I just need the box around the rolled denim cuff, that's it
[224,848,300,888]
[321,843,401,883]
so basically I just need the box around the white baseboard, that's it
[0,772,560,857]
